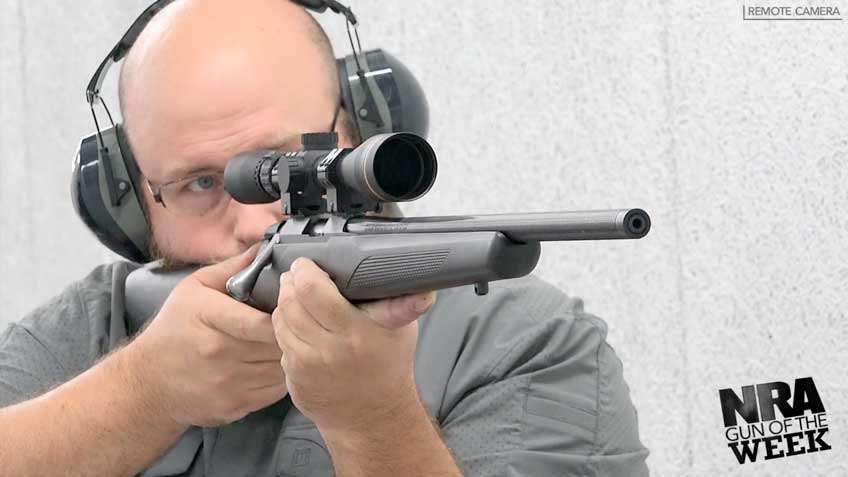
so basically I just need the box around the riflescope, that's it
[224,132,437,216]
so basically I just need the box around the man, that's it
[0,0,650,475]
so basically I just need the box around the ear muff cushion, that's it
[115,124,147,210]
[336,56,359,139]
[115,124,153,259]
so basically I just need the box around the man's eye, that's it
[186,175,219,193]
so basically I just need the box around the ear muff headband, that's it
[76,0,428,263]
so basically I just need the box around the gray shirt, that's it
[0,262,649,476]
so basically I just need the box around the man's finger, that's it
[359,291,437,330]
[239,342,284,363]
[199,292,276,343]
[289,257,356,333]
[244,383,289,413]
[240,360,287,388]
[274,272,327,345]
[191,243,261,292]
[274,310,312,358]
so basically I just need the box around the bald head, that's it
[119,0,343,150]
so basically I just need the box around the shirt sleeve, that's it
[437,281,650,476]
[0,323,67,406]
[0,263,121,408]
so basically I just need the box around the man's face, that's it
[134,95,347,266]
[121,1,347,265]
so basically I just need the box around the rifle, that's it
[220,132,650,312]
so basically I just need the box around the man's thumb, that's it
[191,244,260,291]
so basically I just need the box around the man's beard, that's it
[147,233,198,271]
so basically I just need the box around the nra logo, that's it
[719,377,832,464]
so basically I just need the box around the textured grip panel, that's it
[347,249,450,289]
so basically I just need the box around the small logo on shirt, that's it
[291,447,312,467]
[718,376,831,464]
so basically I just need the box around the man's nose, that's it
[229,200,285,247]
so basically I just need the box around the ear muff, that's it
[337,49,429,141]
[72,124,151,263]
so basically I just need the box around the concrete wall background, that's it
[1,1,846,475]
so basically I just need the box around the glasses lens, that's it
[159,172,230,216]
[153,133,320,216]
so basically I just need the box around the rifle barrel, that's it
[343,208,650,242]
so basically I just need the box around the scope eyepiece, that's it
[224,150,288,204]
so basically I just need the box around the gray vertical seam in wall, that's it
[16,0,32,247]
[17,0,29,160]
[659,0,691,468]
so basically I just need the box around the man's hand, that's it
[271,257,436,435]
[126,247,288,428]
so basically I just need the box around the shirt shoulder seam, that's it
[576,313,604,476]
[71,279,93,371]
[6,322,67,379]
[481,306,582,382]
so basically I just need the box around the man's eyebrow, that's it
[157,165,222,184]
[155,133,304,183]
